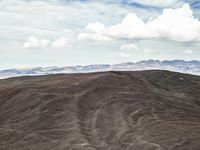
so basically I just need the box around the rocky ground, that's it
[0,70,200,150]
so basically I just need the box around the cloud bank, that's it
[79,4,200,42]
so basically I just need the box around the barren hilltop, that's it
[0,70,200,150]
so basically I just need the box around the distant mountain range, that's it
[1,60,200,79]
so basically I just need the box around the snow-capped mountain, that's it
[1,60,200,79]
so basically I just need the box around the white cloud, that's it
[119,44,138,58]
[23,36,50,48]
[106,4,200,42]
[120,43,138,50]
[183,49,193,54]
[105,13,147,39]
[78,22,113,42]
[85,22,106,33]
[52,37,72,48]
[81,4,200,42]
[24,36,72,49]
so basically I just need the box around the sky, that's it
[0,0,200,69]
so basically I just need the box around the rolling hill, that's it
[0,70,200,150]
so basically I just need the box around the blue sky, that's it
[0,0,200,69]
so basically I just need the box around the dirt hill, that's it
[0,70,200,150]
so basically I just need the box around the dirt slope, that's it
[0,70,200,150]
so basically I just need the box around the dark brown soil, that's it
[0,70,200,150]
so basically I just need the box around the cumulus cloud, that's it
[23,36,50,48]
[85,22,106,33]
[52,37,72,48]
[24,36,72,49]
[106,4,200,42]
[80,4,200,42]
[78,22,112,42]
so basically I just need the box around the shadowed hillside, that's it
[0,70,200,150]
